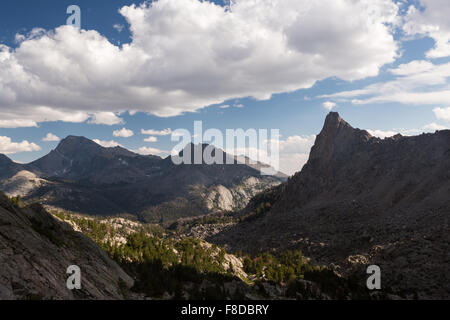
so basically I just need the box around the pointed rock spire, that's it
[309,112,372,164]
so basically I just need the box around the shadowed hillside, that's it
[210,112,450,299]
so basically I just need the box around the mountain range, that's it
[0,137,286,223]
[1,112,449,299]
[210,112,450,299]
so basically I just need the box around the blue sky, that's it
[1,0,450,175]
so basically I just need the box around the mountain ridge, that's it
[210,112,450,299]
[0,136,285,223]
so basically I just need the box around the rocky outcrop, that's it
[0,170,46,197]
[211,112,450,299]
[204,177,281,212]
[0,192,133,300]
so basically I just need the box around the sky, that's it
[0,0,450,175]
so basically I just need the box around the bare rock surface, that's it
[0,192,133,300]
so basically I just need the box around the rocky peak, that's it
[308,112,372,164]
[56,135,103,157]
[211,114,450,299]
[174,143,236,165]
[322,112,350,131]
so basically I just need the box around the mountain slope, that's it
[0,154,24,180]
[210,112,450,299]
[0,192,133,300]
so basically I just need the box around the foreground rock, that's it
[0,192,133,300]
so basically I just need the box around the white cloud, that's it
[93,139,123,148]
[141,128,172,136]
[403,0,450,58]
[143,136,158,142]
[278,135,315,155]
[113,24,125,33]
[322,60,450,105]
[422,122,449,131]
[113,128,134,138]
[433,107,450,122]
[389,60,435,76]
[226,134,315,176]
[322,101,336,111]
[134,146,168,156]
[367,129,400,138]
[220,104,242,109]
[367,121,449,139]
[278,153,311,176]
[0,119,38,128]
[0,107,89,128]
[42,133,60,142]
[0,136,41,154]
[0,0,400,123]
[88,112,124,125]
[277,135,315,175]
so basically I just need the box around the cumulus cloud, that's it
[322,101,336,111]
[277,135,315,175]
[422,122,449,131]
[93,139,123,148]
[433,107,450,122]
[403,0,450,58]
[226,134,315,176]
[141,128,172,136]
[88,112,124,125]
[42,133,60,142]
[113,24,125,33]
[143,136,158,142]
[134,146,168,156]
[113,128,134,138]
[0,0,400,124]
[0,136,41,154]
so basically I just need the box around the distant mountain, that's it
[211,112,450,299]
[0,191,133,299]
[29,135,162,184]
[0,137,285,223]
